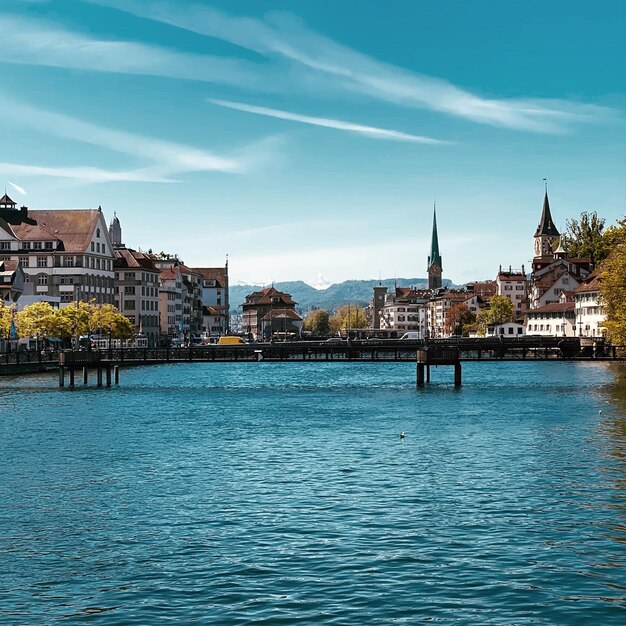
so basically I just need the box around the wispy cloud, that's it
[209,99,451,145]
[0,13,272,90]
[88,0,611,133]
[0,163,175,184]
[7,181,27,196]
[0,96,260,184]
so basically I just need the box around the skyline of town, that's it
[1,1,623,286]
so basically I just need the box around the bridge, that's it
[1,336,622,381]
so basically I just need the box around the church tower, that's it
[427,205,442,290]
[109,212,123,247]
[533,190,560,259]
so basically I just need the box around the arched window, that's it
[96,228,101,238]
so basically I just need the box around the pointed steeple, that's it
[428,203,442,290]
[535,191,560,237]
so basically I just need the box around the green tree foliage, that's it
[560,211,608,264]
[303,309,330,335]
[599,219,626,345]
[475,296,514,336]
[329,305,368,333]
[444,303,476,336]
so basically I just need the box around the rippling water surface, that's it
[1,361,626,625]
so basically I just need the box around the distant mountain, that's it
[230,277,453,313]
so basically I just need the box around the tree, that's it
[55,302,91,342]
[0,302,16,339]
[444,303,476,336]
[15,302,57,339]
[560,211,608,264]
[599,219,626,345]
[303,309,330,335]
[475,296,514,336]
[329,305,368,333]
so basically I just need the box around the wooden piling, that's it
[114,365,119,385]
[454,362,462,387]
[97,366,103,387]
[69,368,75,387]
[105,364,112,387]
[59,365,65,388]
[83,367,88,385]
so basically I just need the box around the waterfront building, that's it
[156,263,183,340]
[495,266,527,318]
[427,289,467,338]
[261,309,304,338]
[574,272,605,337]
[0,259,24,303]
[193,265,230,337]
[113,247,160,347]
[427,206,442,290]
[179,265,204,338]
[380,287,429,336]
[525,300,576,337]
[485,321,526,337]
[242,287,297,340]
[0,195,114,306]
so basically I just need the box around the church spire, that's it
[535,190,560,238]
[428,202,442,290]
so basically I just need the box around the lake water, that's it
[1,361,626,625]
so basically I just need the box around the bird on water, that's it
[400,432,406,439]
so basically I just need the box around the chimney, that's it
[20,205,28,217]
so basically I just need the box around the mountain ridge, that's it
[230,277,454,313]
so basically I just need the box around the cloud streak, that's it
[209,99,451,144]
[84,0,613,133]
[0,14,272,91]
[0,96,260,184]
[7,181,27,196]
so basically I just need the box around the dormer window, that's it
[272,297,280,303]
[45,242,53,250]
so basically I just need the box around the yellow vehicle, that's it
[217,336,247,346]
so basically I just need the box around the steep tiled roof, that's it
[193,267,227,288]
[12,209,102,253]
[114,247,159,270]
[242,287,296,307]
[0,194,16,206]
[203,305,227,316]
[261,308,303,321]
[575,272,601,294]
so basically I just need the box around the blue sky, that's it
[1,0,624,287]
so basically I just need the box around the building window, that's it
[96,242,100,253]
[0,242,10,250]
[45,242,53,250]
[91,242,94,252]
[34,242,43,250]
[124,272,134,281]
[37,256,48,268]
[124,300,135,310]
[19,257,28,268]
[96,228,101,238]
[22,242,31,250]
[124,286,135,295]
[37,274,48,285]
[63,256,74,267]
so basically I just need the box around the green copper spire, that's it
[428,204,442,269]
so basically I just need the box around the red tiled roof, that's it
[114,247,159,270]
[242,287,296,307]
[203,305,227,316]
[0,194,16,205]
[575,272,601,293]
[527,302,575,314]
[11,209,103,253]
[193,267,227,288]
